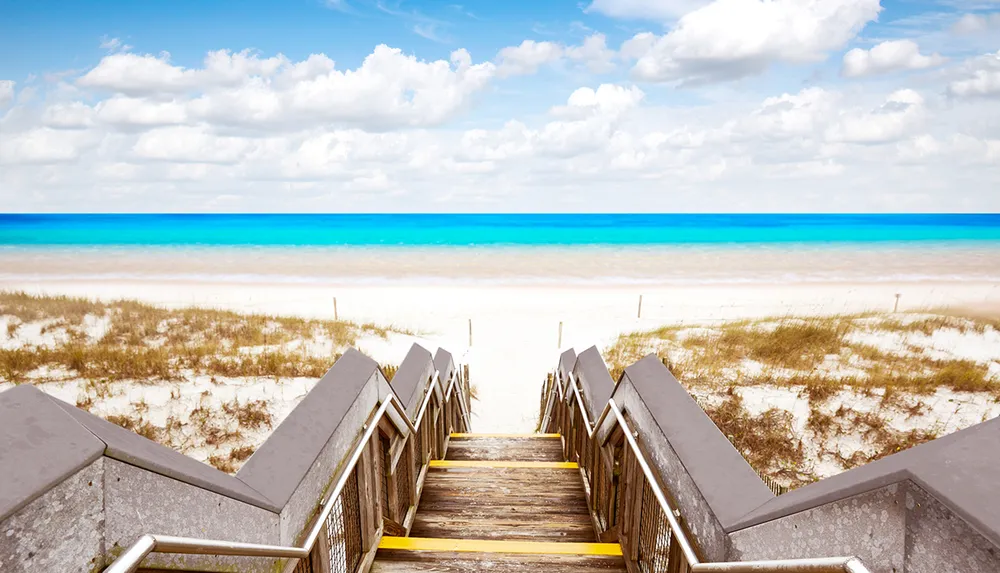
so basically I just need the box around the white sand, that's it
[3,277,999,432]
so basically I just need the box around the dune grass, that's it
[0,291,403,384]
[605,311,1000,489]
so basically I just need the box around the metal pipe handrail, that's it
[608,399,700,565]
[556,367,871,573]
[691,556,870,573]
[106,367,458,573]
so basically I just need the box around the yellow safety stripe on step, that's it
[450,432,561,439]
[378,536,623,556]
[429,460,578,469]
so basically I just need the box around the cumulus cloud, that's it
[825,89,926,143]
[4,40,1000,212]
[0,128,99,164]
[551,84,645,118]
[950,12,1000,34]
[495,34,616,77]
[841,40,946,77]
[948,50,1000,98]
[496,40,564,77]
[0,80,14,106]
[75,46,496,129]
[622,0,881,84]
[736,87,840,139]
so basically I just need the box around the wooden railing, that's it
[539,364,870,573]
[106,363,472,573]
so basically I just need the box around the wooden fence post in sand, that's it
[558,321,563,348]
[334,297,339,321]
[893,293,901,313]
[637,295,643,319]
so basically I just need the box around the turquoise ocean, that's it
[2,214,1000,246]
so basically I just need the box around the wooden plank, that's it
[371,550,627,573]
[430,460,578,469]
[378,537,622,555]
[446,437,566,462]
[451,433,561,439]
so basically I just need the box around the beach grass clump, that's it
[0,291,107,325]
[223,399,273,430]
[699,389,806,484]
[604,311,1000,488]
[105,413,161,442]
[0,348,45,383]
[0,291,404,385]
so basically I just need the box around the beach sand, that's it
[2,267,998,432]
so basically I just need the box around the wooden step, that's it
[446,435,565,462]
[371,549,627,572]
[410,465,594,542]
[373,538,626,573]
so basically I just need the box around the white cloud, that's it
[950,12,1000,34]
[4,41,1000,212]
[841,40,946,77]
[132,126,255,164]
[624,0,881,83]
[496,40,564,77]
[0,128,98,164]
[825,89,926,143]
[99,35,133,53]
[495,34,616,77]
[736,87,840,139]
[552,84,645,118]
[585,0,711,20]
[0,80,15,106]
[41,102,97,129]
[948,50,1000,98]
[97,96,189,127]
[74,46,496,130]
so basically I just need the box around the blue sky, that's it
[1,0,998,212]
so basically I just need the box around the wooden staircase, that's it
[371,433,626,572]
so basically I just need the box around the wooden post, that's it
[468,318,473,347]
[637,295,643,319]
[893,293,901,313]
[334,297,339,321]
[558,321,563,348]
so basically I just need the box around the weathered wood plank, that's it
[446,437,564,462]
[373,436,616,571]
[410,464,595,543]
[372,550,627,573]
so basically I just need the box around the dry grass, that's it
[0,348,44,383]
[223,399,273,430]
[0,291,401,384]
[381,364,399,381]
[229,445,255,462]
[207,454,238,474]
[105,413,161,442]
[700,388,807,485]
[605,311,1000,488]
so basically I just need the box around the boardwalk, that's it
[371,433,625,572]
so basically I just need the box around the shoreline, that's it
[1,243,999,286]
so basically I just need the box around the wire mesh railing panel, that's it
[637,479,673,573]
[293,553,315,573]
[378,435,389,520]
[325,468,363,573]
[394,447,412,522]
